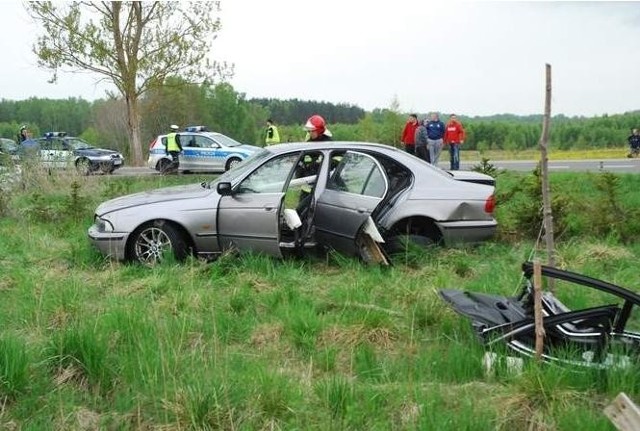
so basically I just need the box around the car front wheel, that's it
[129,221,188,266]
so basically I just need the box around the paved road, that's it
[115,158,640,176]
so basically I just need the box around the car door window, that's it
[327,152,388,198]
[194,135,215,148]
[237,153,300,194]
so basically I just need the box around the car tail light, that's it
[149,138,157,150]
[484,194,496,213]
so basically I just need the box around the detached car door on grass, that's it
[217,152,301,256]
[314,151,388,255]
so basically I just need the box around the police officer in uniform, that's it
[165,124,183,173]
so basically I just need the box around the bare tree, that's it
[26,1,230,165]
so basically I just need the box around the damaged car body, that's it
[440,262,640,369]
[88,142,497,265]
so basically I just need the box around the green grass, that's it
[0,167,638,429]
[464,146,632,161]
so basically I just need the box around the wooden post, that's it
[533,258,545,360]
[539,63,556,292]
[604,393,640,431]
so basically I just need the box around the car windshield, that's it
[205,132,243,147]
[207,148,272,187]
[66,138,93,150]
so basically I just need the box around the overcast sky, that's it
[1,1,639,116]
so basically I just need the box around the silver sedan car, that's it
[89,142,497,265]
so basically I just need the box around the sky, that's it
[1,1,639,117]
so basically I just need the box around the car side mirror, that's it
[217,182,233,196]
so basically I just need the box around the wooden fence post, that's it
[533,258,545,360]
[604,392,640,431]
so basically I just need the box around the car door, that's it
[217,152,301,256]
[313,151,389,255]
[179,133,198,170]
[195,135,223,171]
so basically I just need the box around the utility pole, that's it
[539,64,556,292]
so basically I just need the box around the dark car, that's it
[34,132,124,175]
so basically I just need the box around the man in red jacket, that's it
[401,114,419,155]
[444,114,465,170]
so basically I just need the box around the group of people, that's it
[264,112,466,170]
[401,113,466,170]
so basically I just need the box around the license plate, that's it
[113,160,122,165]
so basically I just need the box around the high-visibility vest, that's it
[265,125,280,145]
[166,132,180,151]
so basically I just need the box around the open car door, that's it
[217,152,300,256]
[313,151,388,255]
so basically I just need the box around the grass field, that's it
[463,146,633,161]
[0,168,639,430]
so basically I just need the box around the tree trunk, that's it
[125,92,143,166]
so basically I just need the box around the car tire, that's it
[75,157,92,176]
[157,158,171,173]
[384,234,435,255]
[100,164,115,174]
[129,221,188,266]
[225,157,241,171]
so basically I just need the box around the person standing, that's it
[265,118,281,145]
[628,128,640,157]
[426,112,445,165]
[401,114,419,155]
[165,124,183,172]
[17,125,29,143]
[414,119,430,163]
[444,114,465,170]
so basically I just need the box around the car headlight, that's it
[94,215,114,232]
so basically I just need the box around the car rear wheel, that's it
[75,158,92,176]
[384,234,435,255]
[157,158,171,173]
[225,157,241,171]
[129,221,188,266]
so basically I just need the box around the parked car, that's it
[33,132,124,175]
[89,141,497,265]
[147,126,261,173]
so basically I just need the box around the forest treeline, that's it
[0,79,638,158]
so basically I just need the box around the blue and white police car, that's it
[147,126,261,173]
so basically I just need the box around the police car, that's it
[147,126,261,173]
[34,132,125,175]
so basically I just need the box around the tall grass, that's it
[0,167,637,428]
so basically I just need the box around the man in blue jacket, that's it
[426,112,445,165]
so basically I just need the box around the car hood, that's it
[76,148,120,157]
[96,183,212,215]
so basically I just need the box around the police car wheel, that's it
[226,157,241,171]
[157,158,171,172]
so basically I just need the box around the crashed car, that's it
[440,261,640,369]
[89,141,497,265]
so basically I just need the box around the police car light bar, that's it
[44,131,68,138]
[184,125,210,132]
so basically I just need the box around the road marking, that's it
[549,165,570,169]
[604,165,632,169]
